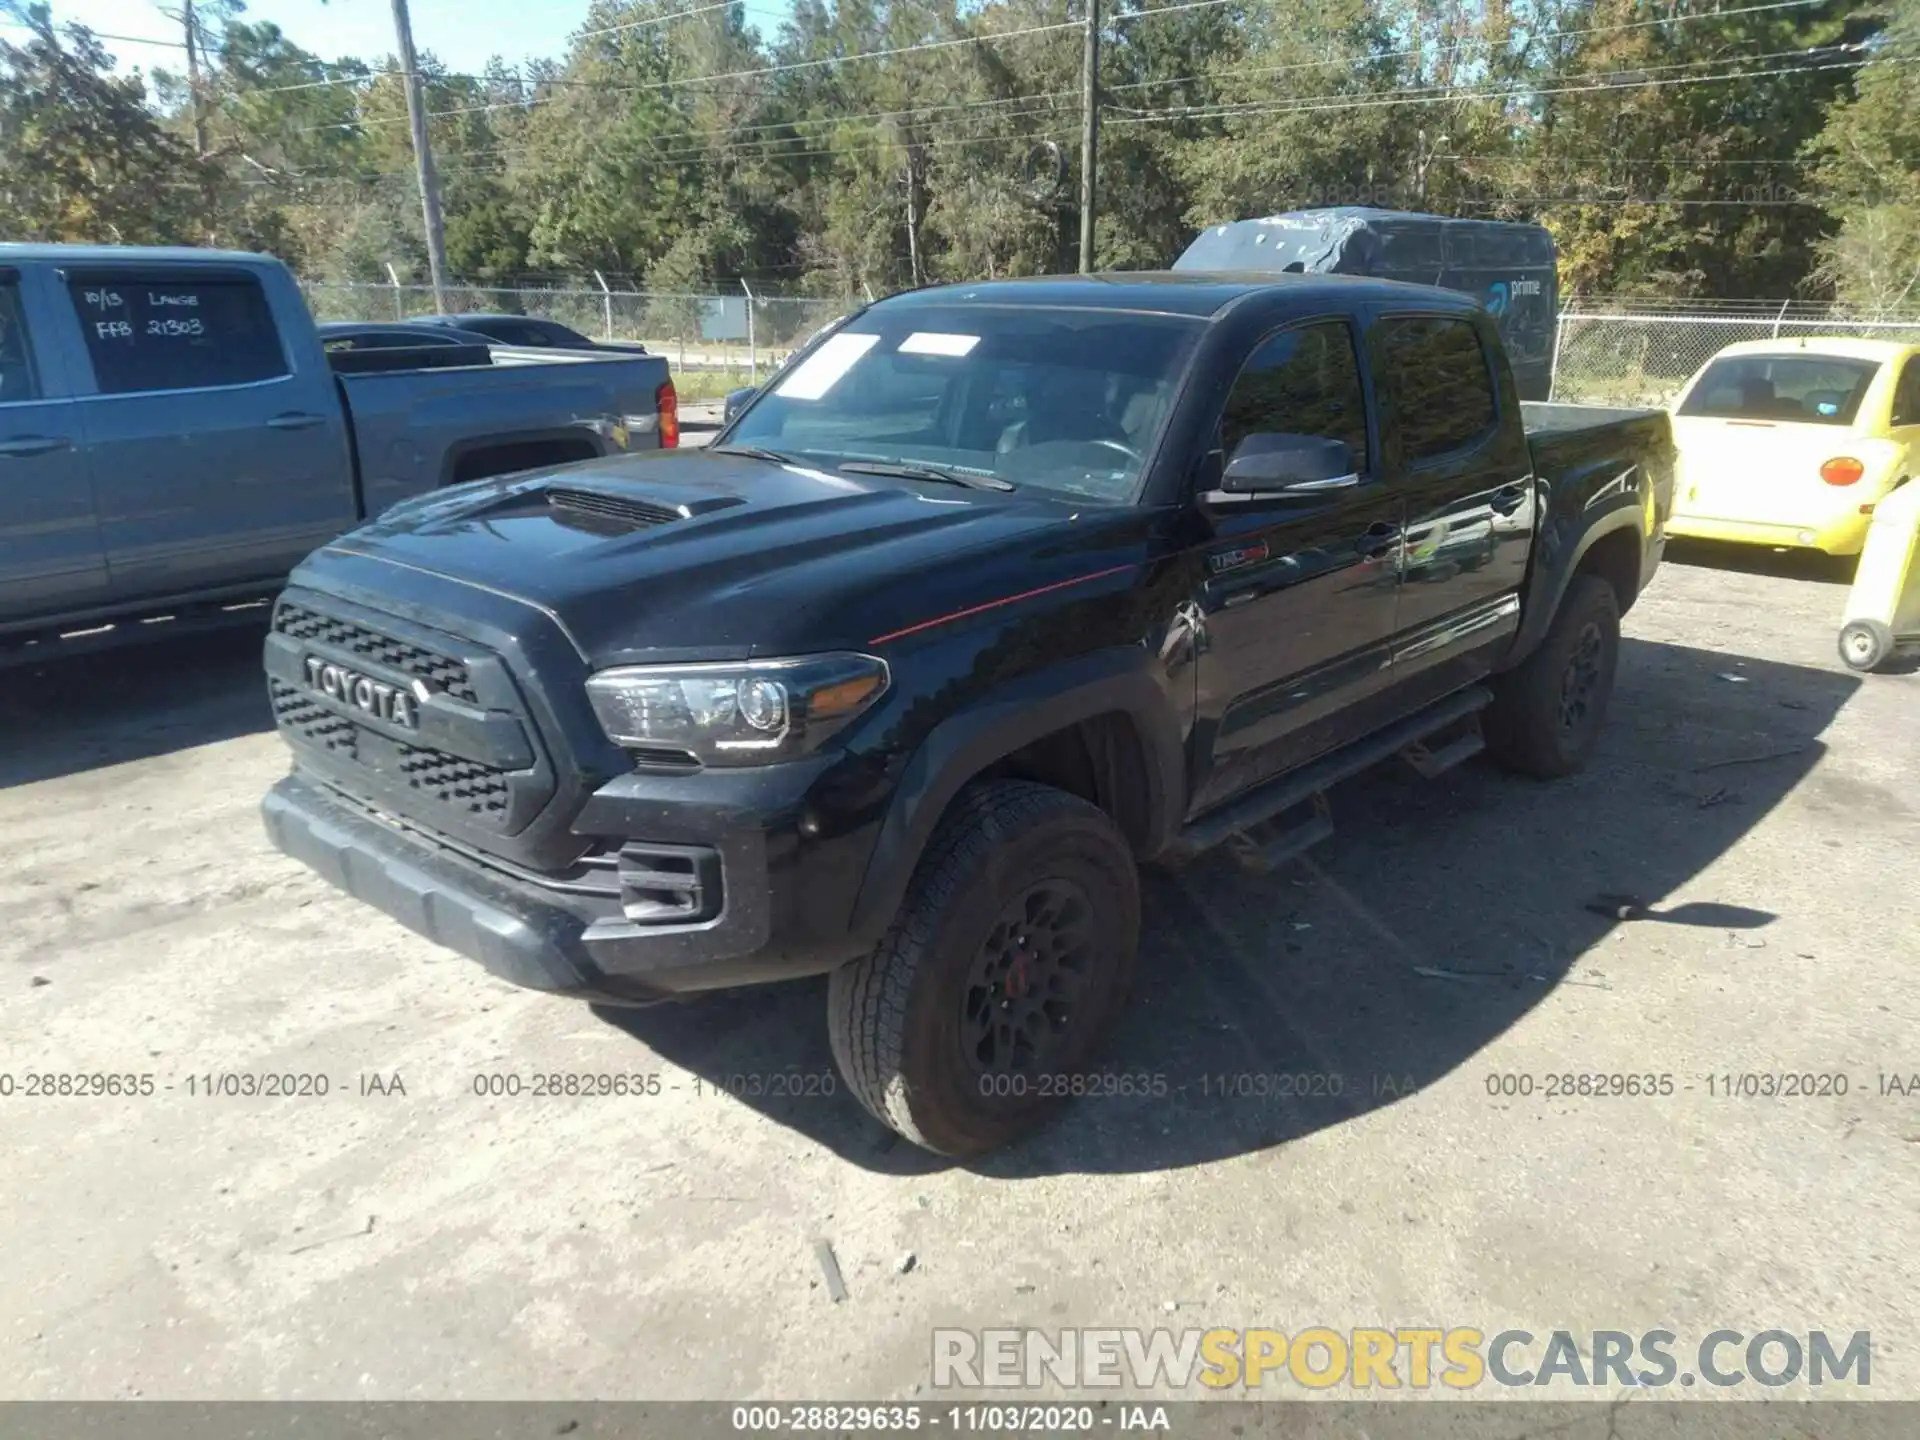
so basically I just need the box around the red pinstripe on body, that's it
[867,564,1134,646]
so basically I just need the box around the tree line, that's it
[0,0,1909,305]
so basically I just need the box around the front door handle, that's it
[1490,484,1526,515]
[0,434,73,458]
[1358,520,1402,558]
[267,412,326,431]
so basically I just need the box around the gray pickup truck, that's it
[0,245,674,662]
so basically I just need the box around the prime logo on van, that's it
[303,656,422,729]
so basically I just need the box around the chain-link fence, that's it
[302,281,848,386]
[1551,309,1920,407]
[304,279,1920,410]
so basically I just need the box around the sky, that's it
[5,0,783,76]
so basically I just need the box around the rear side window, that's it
[67,273,289,394]
[0,278,40,402]
[1677,354,1878,426]
[1379,316,1497,462]
[1221,320,1369,470]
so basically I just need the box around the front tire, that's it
[827,780,1140,1156]
[1484,574,1621,779]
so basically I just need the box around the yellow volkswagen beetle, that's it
[1667,337,1917,557]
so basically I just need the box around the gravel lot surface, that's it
[2,542,1915,1403]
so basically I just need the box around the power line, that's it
[1105,50,1880,126]
[1,1,787,101]
[1102,0,1832,95]
[284,98,1083,177]
[257,89,1080,179]
[0,18,188,48]
[1109,0,1249,20]
[246,102,1079,175]
[1108,42,1862,118]
[290,16,1086,132]
[252,46,1867,176]
[158,0,1836,112]
[235,121,1084,186]
[577,0,741,40]
[212,68,383,97]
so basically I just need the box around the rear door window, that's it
[0,277,42,402]
[66,273,289,394]
[1378,315,1498,462]
[1677,354,1879,426]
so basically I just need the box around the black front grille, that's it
[546,487,682,531]
[273,601,479,704]
[269,679,359,758]
[271,679,514,823]
[393,744,512,817]
[267,584,561,840]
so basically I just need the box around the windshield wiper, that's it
[710,443,803,464]
[836,459,1015,492]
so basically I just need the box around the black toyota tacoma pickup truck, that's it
[261,272,1675,1155]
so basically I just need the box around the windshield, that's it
[1677,353,1880,426]
[728,305,1203,502]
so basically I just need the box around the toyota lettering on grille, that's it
[304,656,425,730]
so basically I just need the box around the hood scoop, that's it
[545,484,742,536]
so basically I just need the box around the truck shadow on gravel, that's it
[616,632,1858,1175]
[0,625,274,790]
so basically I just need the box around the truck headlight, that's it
[585,654,889,766]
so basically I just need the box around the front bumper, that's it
[263,766,876,1005]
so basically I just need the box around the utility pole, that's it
[389,0,449,313]
[166,0,218,242]
[1077,0,1099,273]
[905,146,925,288]
[182,0,208,160]
[892,118,925,288]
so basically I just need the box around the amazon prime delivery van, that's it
[1174,208,1559,400]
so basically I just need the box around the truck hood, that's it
[321,448,1121,662]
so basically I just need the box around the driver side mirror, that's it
[724,385,760,424]
[1219,433,1358,495]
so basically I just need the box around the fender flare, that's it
[845,647,1187,947]
[1501,496,1648,669]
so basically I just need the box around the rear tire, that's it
[827,780,1140,1156]
[1484,574,1621,779]
[1838,619,1894,673]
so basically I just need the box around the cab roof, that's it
[0,242,279,267]
[1708,336,1917,364]
[879,270,1484,319]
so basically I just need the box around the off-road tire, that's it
[827,780,1140,1156]
[1484,574,1621,779]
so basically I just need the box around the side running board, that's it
[1168,685,1493,866]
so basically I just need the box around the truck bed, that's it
[1522,400,1674,489]
[337,347,671,516]
[1521,400,1664,435]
